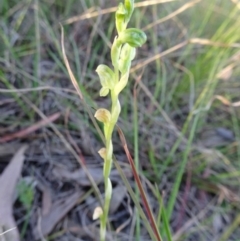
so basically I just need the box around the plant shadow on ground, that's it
[0,0,240,240]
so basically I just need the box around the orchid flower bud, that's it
[118,28,147,48]
[124,0,134,24]
[120,43,136,61]
[96,64,115,90]
[118,43,136,73]
[116,3,127,34]
[94,108,111,123]
[118,59,131,75]
[111,37,121,68]
[99,87,110,97]
[105,178,112,201]
[98,148,107,159]
[93,206,103,220]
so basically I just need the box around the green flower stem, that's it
[94,1,147,240]
[100,85,121,241]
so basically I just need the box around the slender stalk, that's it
[117,127,162,241]
[133,85,140,240]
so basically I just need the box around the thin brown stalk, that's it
[117,127,162,241]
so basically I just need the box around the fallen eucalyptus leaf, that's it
[33,191,82,240]
[0,145,28,241]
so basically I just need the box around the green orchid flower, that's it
[93,1,147,240]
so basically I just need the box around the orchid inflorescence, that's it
[93,1,146,240]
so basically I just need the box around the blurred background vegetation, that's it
[0,0,240,240]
